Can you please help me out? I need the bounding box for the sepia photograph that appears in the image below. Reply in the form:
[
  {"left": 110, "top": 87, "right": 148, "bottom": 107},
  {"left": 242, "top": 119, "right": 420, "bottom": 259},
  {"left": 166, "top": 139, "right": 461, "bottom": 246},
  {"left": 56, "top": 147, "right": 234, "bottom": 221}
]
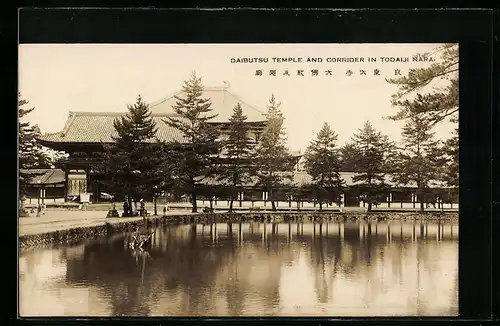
[{"left": 18, "top": 43, "right": 459, "bottom": 317}]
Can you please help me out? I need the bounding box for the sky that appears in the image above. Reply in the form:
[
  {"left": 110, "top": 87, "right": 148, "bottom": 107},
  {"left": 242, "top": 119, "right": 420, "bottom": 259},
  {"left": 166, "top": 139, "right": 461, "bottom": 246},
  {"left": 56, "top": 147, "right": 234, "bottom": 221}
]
[{"left": 18, "top": 43, "right": 457, "bottom": 152}]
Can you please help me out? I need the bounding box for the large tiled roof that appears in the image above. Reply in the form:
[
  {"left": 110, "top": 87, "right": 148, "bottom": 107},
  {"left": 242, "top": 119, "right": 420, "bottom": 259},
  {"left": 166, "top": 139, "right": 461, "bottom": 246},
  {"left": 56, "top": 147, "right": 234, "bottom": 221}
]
[
  {"left": 20, "top": 169, "right": 65, "bottom": 185},
  {"left": 37, "top": 86, "right": 266, "bottom": 145},
  {"left": 149, "top": 87, "right": 266, "bottom": 123},
  {"left": 37, "top": 112, "right": 188, "bottom": 144}
]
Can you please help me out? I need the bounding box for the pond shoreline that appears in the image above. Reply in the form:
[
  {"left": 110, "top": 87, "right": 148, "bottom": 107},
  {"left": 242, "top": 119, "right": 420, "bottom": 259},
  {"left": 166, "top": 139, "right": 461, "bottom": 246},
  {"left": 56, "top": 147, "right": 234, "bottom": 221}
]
[{"left": 19, "top": 211, "right": 458, "bottom": 251}]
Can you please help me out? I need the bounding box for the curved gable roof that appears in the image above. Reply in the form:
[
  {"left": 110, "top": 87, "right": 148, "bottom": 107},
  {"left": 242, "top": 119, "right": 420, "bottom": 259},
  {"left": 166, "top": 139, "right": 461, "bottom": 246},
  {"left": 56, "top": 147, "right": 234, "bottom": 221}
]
[
  {"left": 37, "top": 86, "right": 266, "bottom": 145},
  {"left": 149, "top": 87, "right": 266, "bottom": 123}
]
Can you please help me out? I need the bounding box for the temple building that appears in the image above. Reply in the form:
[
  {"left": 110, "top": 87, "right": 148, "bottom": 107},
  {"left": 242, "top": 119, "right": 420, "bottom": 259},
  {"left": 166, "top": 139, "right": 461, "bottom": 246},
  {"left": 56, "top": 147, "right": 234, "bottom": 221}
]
[
  {"left": 36, "top": 86, "right": 272, "bottom": 201},
  {"left": 19, "top": 168, "right": 66, "bottom": 205},
  {"left": 35, "top": 86, "right": 457, "bottom": 208}
]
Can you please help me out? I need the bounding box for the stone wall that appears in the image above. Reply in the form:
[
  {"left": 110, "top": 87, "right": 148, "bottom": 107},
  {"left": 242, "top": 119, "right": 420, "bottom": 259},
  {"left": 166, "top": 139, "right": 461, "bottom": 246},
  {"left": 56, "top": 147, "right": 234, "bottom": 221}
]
[{"left": 19, "top": 211, "right": 458, "bottom": 250}]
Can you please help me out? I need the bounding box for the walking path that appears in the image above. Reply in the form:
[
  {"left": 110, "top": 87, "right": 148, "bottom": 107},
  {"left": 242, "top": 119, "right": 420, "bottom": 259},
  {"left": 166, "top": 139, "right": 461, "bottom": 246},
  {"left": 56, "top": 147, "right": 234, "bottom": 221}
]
[{"left": 18, "top": 210, "right": 192, "bottom": 237}]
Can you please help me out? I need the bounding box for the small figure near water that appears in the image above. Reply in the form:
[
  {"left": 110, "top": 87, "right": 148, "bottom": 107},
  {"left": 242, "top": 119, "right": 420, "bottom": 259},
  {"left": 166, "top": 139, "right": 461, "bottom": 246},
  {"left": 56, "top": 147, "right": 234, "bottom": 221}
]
[
  {"left": 123, "top": 201, "right": 129, "bottom": 217},
  {"left": 140, "top": 198, "right": 146, "bottom": 217},
  {"left": 203, "top": 206, "right": 214, "bottom": 213}
]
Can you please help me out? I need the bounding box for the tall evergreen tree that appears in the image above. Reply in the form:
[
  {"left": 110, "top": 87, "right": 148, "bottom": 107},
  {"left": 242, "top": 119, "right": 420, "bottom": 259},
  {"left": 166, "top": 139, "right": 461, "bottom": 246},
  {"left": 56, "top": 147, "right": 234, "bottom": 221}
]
[
  {"left": 254, "top": 94, "right": 293, "bottom": 211},
  {"left": 219, "top": 103, "right": 255, "bottom": 212},
  {"left": 339, "top": 143, "right": 362, "bottom": 172},
  {"left": 392, "top": 114, "right": 443, "bottom": 211},
  {"left": 386, "top": 43, "right": 458, "bottom": 126},
  {"left": 96, "top": 95, "right": 168, "bottom": 207},
  {"left": 18, "top": 94, "right": 52, "bottom": 194},
  {"left": 163, "top": 72, "right": 220, "bottom": 213},
  {"left": 350, "top": 121, "right": 393, "bottom": 212},
  {"left": 442, "top": 128, "right": 459, "bottom": 188},
  {"left": 18, "top": 94, "right": 51, "bottom": 170},
  {"left": 303, "top": 122, "right": 344, "bottom": 211}
]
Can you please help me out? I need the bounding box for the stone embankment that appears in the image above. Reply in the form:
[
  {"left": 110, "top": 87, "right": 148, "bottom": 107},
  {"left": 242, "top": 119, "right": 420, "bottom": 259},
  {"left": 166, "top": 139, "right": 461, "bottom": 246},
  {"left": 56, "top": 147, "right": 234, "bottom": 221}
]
[{"left": 19, "top": 211, "right": 458, "bottom": 250}]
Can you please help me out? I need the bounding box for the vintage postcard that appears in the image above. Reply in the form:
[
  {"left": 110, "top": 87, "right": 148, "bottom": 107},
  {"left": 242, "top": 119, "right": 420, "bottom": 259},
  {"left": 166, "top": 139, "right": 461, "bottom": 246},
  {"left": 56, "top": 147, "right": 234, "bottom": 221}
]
[{"left": 18, "top": 43, "right": 459, "bottom": 317}]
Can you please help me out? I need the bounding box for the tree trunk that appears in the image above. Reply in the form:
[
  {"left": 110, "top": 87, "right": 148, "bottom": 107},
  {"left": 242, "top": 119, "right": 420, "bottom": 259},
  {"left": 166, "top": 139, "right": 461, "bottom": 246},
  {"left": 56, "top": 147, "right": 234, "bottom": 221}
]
[
  {"left": 229, "top": 198, "right": 234, "bottom": 213},
  {"left": 270, "top": 188, "right": 276, "bottom": 211},
  {"left": 420, "top": 200, "right": 424, "bottom": 212},
  {"left": 319, "top": 201, "right": 323, "bottom": 211},
  {"left": 367, "top": 202, "right": 372, "bottom": 212},
  {"left": 153, "top": 196, "right": 157, "bottom": 216},
  {"left": 192, "top": 192, "right": 198, "bottom": 213}
]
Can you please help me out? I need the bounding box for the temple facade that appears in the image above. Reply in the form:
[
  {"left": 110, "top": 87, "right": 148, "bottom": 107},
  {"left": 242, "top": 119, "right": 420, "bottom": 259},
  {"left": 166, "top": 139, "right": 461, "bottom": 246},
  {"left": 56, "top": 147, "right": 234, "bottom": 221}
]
[{"left": 37, "top": 87, "right": 271, "bottom": 202}]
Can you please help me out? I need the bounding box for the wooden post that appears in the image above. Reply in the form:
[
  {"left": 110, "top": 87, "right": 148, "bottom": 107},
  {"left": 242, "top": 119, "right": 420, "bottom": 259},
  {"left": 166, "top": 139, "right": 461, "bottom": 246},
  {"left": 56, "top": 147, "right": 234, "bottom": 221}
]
[{"left": 63, "top": 169, "right": 69, "bottom": 202}]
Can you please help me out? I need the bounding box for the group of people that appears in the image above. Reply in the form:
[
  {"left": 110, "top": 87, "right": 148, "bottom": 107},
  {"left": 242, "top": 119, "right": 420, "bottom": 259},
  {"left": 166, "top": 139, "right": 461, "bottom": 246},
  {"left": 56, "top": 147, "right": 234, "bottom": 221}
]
[
  {"left": 122, "top": 198, "right": 147, "bottom": 217},
  {"left": 121, "top": 198, "right": 170, "bottom": 217},
  {"left": 30, "top": 203, "right": 46, "bottom": 216}
]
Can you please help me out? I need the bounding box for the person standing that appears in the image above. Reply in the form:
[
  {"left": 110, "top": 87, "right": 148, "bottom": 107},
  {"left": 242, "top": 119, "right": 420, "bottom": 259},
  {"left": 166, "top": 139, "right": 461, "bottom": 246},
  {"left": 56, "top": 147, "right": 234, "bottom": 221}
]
[
  {"left": 128, "top": 197, "right": 133, "bottom": 216},
  {"left": 132, "top": 199, "right": 138, "bottom": 216},
  {"left": 123, "top": 201, "right": 129, "bottom": 217},
  {"left": 140, "top": 198, "right": 145, "bottom": 216}
]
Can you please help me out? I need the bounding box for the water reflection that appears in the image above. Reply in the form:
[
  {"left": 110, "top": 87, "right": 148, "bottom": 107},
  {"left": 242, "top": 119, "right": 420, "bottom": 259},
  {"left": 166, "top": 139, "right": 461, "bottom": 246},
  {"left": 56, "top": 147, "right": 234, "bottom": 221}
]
[{"left": 19, "top": 220, "right": 458, "bottom": 317}]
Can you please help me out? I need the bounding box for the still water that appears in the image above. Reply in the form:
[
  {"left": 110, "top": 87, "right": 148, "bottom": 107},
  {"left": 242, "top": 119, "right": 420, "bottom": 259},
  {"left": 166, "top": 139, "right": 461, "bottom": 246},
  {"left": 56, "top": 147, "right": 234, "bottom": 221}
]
[{"left": 19, "top": 220, "right": 458, "bottom": 317}]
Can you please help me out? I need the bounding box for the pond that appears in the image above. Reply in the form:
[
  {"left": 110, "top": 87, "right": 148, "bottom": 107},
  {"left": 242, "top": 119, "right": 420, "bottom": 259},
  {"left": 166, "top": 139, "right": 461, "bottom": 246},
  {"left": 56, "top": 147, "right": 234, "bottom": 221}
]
[{"left": 19, "top": 220, "right": 458, "bottom": 317}]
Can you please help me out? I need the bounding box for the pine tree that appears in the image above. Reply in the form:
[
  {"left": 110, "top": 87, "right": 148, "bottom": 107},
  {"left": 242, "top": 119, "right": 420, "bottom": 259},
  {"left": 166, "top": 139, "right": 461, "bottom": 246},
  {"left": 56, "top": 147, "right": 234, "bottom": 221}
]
[
  {"left": 303, "top": 122, "right": 344, "bottom": 211},
  {"left": 392, "top": 115, "right": 443, "bottom": 211},
  {"left": 96, "top": 95, "right": 168, "bottom": 209},
  {"left": 339, "top": 143, "right": 362, "bottom": 172},
  {"left": 163, "top": 72, "right": 220, "bottom": 213},
  {"left": 18, "top": 94, "right": 52, "bottom": 193},
  {"left": 18, "top": 94, "right": 52, "bottom": 170},
  {"left": 51, "top": 150, "right": 70, "bottom": 169},
  {"left": 350, "top": 121, "right": 393, "bottom": 212},
  {"left": 443, "top": 128, "right": 459, "bottom": 188},
  {"left": 386, "top": 43, "right": 458, "bottom": 125},
  {"left": 254, "top": 94, "right": 293, "bottom": 211},
  {"left": 218, "top": 103, "right": 255, "bottom": 212}
]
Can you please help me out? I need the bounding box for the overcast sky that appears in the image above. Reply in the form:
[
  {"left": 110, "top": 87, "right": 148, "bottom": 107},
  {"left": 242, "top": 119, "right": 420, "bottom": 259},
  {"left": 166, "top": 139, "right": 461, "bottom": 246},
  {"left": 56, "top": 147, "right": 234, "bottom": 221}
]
[{"left": 19, "top": 43, "right": 457, "bottom": 152}]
